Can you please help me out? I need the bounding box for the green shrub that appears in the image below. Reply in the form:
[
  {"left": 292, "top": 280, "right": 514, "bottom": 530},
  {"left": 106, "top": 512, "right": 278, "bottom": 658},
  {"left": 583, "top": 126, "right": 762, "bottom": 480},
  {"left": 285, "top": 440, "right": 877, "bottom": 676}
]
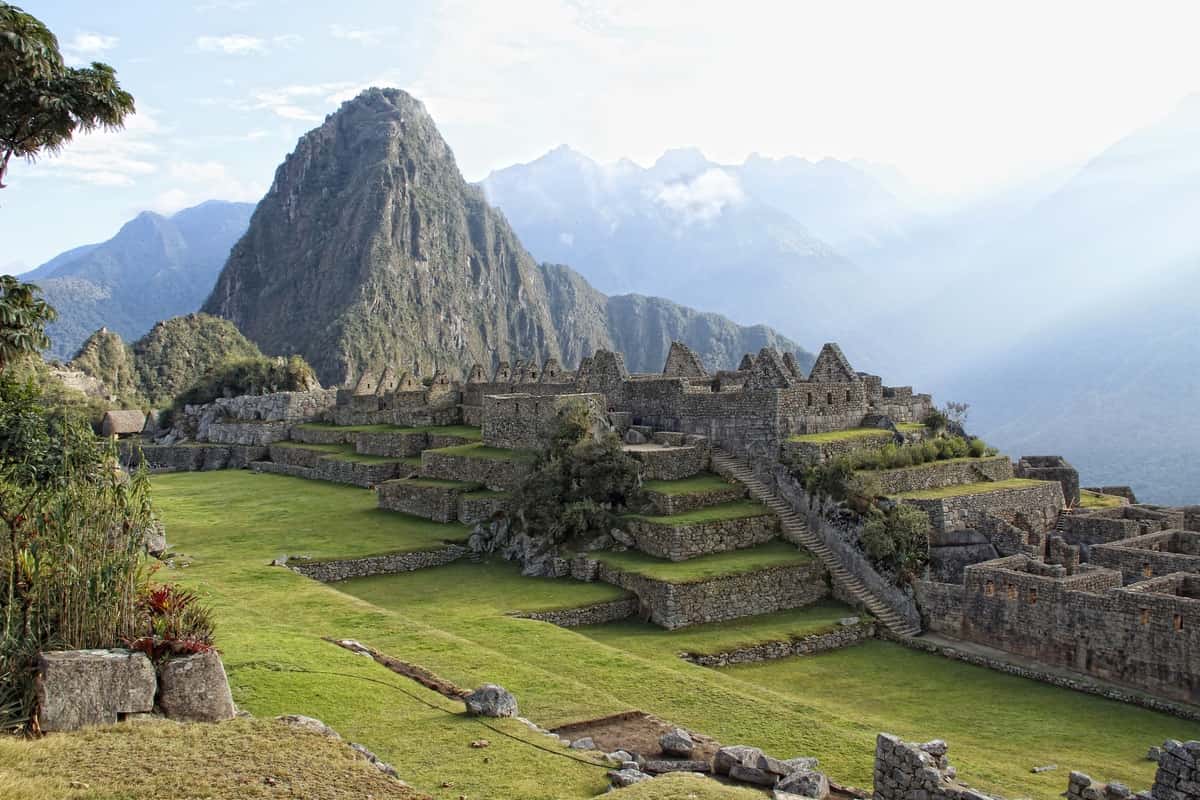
[
  {"left": 861, "top": 505, "right": 931, "bottom": 579},
  {"left": 921, "top": 440, "right": 940, "bottom": 463},
  {"left": 923, "top": 408, "right": 949, "bottom": 434},
  {"left": 509, "top": 402, "right": 641, "bottom": 547},
  {"left": 968, "top": 438, "right": 987, "bottom": 458}
]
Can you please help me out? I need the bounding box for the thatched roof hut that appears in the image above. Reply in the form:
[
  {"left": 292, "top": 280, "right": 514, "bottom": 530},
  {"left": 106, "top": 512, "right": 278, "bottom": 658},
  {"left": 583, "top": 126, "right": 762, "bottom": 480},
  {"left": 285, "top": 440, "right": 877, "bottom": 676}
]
[{"left": 101, "top": 410, "right": 150, "bottom": 438}]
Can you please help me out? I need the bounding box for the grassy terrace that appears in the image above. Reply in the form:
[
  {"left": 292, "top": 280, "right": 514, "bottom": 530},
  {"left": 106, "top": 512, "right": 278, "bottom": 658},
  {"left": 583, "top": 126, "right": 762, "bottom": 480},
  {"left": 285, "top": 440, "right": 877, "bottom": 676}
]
[
  {"left": 273, "top": 441, "right": 409, "bottom": 464},
  {"left": 642, "top": 472, "right": 738, "bottom": 496},
  {"left": 296, "top": 422, "right": 483, "bottom": 439},
  {"left": 893, "top": 478, "right": 1047, "bottom": 500},
  {"left": 593, "top": 540, "right": 812, "bottom": 583},
  {"left": 461, "top": 488, "right": 510, "bottom": 499},
  {"left": 425, "top": 442, "right": 537, "bottom": 462},
  {"left": 625, "top": 499, "right": 771, "bottom": 525},
  {"left": 1080, "top": 489, "right": 1125, "bottom": 509},
  {"left": 788, "top": 427, "right": 894, "bottom": 444},
  {"left": 146, "top": 471, "right": 1200, "bottom": 799}
]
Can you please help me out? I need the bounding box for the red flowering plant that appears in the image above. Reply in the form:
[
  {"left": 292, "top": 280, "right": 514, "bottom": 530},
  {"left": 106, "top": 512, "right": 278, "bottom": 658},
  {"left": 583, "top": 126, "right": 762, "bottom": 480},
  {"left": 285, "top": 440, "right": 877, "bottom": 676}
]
[{"left": 124, "top": 581, "right": 215, "bottom": 663}]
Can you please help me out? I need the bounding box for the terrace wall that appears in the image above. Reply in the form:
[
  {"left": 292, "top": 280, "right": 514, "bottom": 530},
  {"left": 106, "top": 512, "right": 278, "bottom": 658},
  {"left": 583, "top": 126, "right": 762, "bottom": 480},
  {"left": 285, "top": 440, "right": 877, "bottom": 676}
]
[
  {"left": 482, "top": 392, "right": 605, "bottom": 450},
  {"left": 874, "top": 456, "right": 1014, "bottom": 496},
  {"left": 625, "top": 513, "right": 780, "bottom": 561},
  {"left": 287, "top": 545, "right": 468, "bottom": 582},
  {"left": 420, "top": 450, "right": 533, "bottom": 491},
  {"left": 1090, "top": 531, "right": 1200, "bottom": 585},
  {"left": 901, "top": 482, "right": 1065, "bottom": 536},
  {"left": 597, "top": 560, "right": 828, "bottom": 629}
]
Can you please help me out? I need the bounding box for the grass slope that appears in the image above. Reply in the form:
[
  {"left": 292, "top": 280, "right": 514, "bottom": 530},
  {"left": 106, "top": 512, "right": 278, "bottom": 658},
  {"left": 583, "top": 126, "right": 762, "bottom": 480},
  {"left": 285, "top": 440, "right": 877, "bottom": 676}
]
[
  {"left": 642, "top": 473, "right": 738, "bottom": 496},
  {"left": 789, "top": 428, "right": 894, "bottom": 444},
  {"left": 426, "top": 443, "right": 537, "bottom": 462},
  {"left": 593, "top": 541, "right": 812, "bottom": 583},
  {"left": 1079, "top": 489, "right": 1125, "bottom": 509},
  {"left": 272, "top": 441, "right": 409, "bottom": 465},
  {"left": 145, "top": 472, "right": 1198, "bottom": 799},
  {"left": 0, "top": 718, "right": 425, "bottom": 800}
]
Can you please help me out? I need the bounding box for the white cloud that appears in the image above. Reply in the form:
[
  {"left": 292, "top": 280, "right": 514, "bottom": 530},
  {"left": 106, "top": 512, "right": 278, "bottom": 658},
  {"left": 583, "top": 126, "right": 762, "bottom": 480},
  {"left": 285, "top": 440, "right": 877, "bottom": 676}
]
[
  {"left": 195, "top": 34, "right": 266, "bottom": 55},
  {"left": 67, "top": 33, "right": 118, "bottom": 54},
  {"left": 330, "top": 24, "right": 397, "bottom": 46},
  {"left": 654, "top": 168, "right": 744, "bottom": 225},
  {"left": 30, "top": 109, "right": 162, "bottom": 186},
  {"left": 150, "top": 160, "right": 267, "bottom": 213}
]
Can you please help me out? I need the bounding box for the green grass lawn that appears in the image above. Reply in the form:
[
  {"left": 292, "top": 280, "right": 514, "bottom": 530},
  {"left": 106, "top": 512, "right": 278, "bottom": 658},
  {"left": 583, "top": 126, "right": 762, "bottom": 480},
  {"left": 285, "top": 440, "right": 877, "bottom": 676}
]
[
  {"left": 788, "top": 427, "right": 894, "bottom": 444},
  {"left": 896, "top": 423, "right": 925, "bottom": 433},
  {"left": 592, "top": 540, "right": 811, "bottom": 583},
  {"left": 1080, "top": 489, "right": 1125, "bottom": 509},
  {"left": 893, "top": 478, "right": 1047, "bottom": 500},
  {"left": 149, "top": 471, "right": 1200, "bottom": 799},
  {"left": 461, "top": 488, "right": 510, "bottom": 500},
  {"left": 642, "top": 473, "right": 738, "bottom": 496},
  {"left": 867, "top": 456, "right": 996, "bottom": 474},
  {"left": 625, "top": 499, "right": 771, "bottom": 526},
  {"left": 425, "top": 442, "right": 537, "bottom": 461}
]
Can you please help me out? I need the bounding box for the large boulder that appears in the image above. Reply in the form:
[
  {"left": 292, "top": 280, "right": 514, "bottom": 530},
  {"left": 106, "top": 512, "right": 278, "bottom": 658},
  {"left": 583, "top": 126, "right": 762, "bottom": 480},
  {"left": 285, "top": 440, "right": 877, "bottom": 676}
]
[
  {"left": 776, "top": 770, "right": 830, "bottom": 799},
  {"left": 464, "top": 684, "right": 518, "bottom": 718},
  {"left": 157, "top": 650, "right": 236, "bottom": 722},
  {"left": 714, "top": 745, "right": 763, "bottom": 775},
  {"left": 659, "top": 727, "right": 696, "bottom": 758},
  {"left": 37, "top": 649, "right": 156, "bottom": 731}
]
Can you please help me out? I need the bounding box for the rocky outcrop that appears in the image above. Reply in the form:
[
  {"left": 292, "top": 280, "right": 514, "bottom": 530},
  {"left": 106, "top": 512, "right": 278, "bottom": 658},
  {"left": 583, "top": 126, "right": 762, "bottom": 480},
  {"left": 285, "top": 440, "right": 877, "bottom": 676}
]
[
  {"left": 156, "top": 650, "right": 236, "bottom": 722},
  {"left": 463, "top": 684, "right": 518, "bottom": 717}
]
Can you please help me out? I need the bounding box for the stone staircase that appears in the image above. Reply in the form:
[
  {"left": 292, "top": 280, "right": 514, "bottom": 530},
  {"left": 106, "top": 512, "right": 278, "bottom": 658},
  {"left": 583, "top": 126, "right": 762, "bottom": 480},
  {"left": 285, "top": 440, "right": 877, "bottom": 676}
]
[{"left": 711, "top": 449, "right": 923, "bottom": 638}]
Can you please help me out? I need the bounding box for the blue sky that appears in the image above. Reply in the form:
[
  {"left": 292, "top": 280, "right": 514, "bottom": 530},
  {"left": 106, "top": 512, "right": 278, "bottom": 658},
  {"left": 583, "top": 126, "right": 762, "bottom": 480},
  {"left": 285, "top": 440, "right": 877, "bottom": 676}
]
[{"left": 4, "top": 0, "right": 1200, "bottom": 271}]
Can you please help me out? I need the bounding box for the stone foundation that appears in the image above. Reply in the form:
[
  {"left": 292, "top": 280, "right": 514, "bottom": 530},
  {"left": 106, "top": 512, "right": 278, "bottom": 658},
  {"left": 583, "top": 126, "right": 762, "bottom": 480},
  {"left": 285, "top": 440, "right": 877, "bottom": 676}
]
[
  {"left": 458, "top": 492, "right": 510, "bottom": 524},
  {"left": 597, "top": 560, "right": 828, "bottom": 629},
  {"left": 205, "top": 420, "right": 293, "bottom": 446},
  {"left": 510, "top": 597, "right": 638, "bottom": 627},
  {"left": 377, "top": 479, "right": 481, "bottom": 523},
  {"left": 901, "top": 481, "right": 1065, "bottom": 536},
  {"left": 682, "top": 621, "right": 875, "bottom": 666},
  {"left": 873, "top": 457, "right": 1013, "bottom": 496},
  {"left": 122, "top": 442, "right": 267, "bottom": 472},
  {"left": 420, "top": 449, "right": 534, "bottom": 491},
  {"left": 643, "top": 481, "right": 746, "bottom": 516},
  {"left": 626, "top": 511, "right": 779, "bottom": 561},
  {"left": 287, "top": 545, "right": 468, "bottom": 581},
  {"left": 781, "top": 430, "right": 894, "bottom": 467},
  {"left": 625, "top": 443, "right": 709, "bottom": 480}
]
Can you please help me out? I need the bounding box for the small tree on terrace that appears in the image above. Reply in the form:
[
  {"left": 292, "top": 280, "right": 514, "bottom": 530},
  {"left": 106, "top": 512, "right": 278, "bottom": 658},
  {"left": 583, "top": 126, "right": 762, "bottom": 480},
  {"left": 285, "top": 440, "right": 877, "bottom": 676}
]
[{"left": 0, "top": 3, "right": 135, "bottom": 188}]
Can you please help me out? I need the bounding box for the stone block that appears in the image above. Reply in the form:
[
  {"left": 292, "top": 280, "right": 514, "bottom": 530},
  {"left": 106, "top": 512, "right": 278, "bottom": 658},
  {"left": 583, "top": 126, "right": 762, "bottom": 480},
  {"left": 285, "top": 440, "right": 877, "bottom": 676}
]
[
  {"left": 157, "top": 650, "right": 236, "bottom": 722},
  {"left": 37, "top": 649, "right": 156, "bottom": 731},
  {"left": 464, "top": 684, "right": 517, "bottom": 717}
]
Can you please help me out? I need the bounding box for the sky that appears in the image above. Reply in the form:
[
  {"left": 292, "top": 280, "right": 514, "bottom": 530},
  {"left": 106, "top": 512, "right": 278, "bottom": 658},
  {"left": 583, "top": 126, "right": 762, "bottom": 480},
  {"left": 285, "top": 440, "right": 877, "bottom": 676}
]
[{"left": 4, "top": 0, "right": 1200, "bottom": 271}]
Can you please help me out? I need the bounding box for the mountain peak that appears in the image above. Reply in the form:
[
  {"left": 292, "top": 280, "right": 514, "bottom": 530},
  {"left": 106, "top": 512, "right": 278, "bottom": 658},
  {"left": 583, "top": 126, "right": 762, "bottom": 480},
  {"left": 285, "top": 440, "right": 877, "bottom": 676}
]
[{"left": 650, "top": 147, "right": 711, "bottom": 179}]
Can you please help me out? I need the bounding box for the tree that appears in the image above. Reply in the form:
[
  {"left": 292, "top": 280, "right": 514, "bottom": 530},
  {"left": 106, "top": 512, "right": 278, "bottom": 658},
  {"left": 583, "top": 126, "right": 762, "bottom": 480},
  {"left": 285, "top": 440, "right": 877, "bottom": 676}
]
[
  {"left": 0, "top": 275, "right": 55, "bottom": 370},
  {"left": 0, "top": 3, "right": 135, "bottom": 188}
]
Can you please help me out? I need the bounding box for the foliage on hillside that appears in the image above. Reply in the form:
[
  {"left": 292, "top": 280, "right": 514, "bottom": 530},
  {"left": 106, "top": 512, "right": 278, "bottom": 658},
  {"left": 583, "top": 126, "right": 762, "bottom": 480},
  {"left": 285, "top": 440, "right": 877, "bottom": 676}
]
[
  {"left": 69, "top": 326, "right": 137, "bottom": 399},
  {"left": 171, "top": 355, "right": 319, "bottom": 411},
  {"left": 130, "top": 313, "right": 265, "bottom": 406}
]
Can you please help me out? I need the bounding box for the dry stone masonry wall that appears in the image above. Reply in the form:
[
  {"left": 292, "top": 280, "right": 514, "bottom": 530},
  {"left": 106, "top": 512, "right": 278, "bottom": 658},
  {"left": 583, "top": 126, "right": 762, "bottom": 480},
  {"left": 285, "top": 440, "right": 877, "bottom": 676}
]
[
  {"left": 626, "top": 512, "right": 779, "bottom": 561},
  {"left": 287, "top": 545, "right": 468, "bottom": 582}
]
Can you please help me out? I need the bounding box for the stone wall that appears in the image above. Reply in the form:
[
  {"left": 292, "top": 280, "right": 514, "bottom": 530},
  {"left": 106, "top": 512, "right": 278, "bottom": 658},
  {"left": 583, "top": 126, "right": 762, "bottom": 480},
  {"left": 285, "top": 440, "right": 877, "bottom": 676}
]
[
  {"left": 482, "top": 392, "right": 605, "bottom": 450},
  {"left": 1150, "top": 740, "right": 1200, "bottom": 800},
  {"left": 205, "top": 420, "right": 293, "bottom": 446},
  {"left": 873, "top": 734, "right": 996, "bottom": 800},
  {"left": 643, "top": 482, "right": 746, "bottom": 516},
  {"left": 626, "top": 513, "right": 779, "bottom": 561},
  {"left": 355, "top": 430, "right": 429, "bottom": 457},
  {"left": 874, "top": 457, "right": 1014, "bottom": 496},
  {"left": 959, "top": 557, "right": 1200, "bottom": 705},
  {"left": 1063, "top": 506, "right": 1184, "bottom": 556},
  {"left": 287, "top": 545, "right": 467, "bottom": 581},
  {"left": 289, "top": 425, "right": 357, "bottom": 445},
  {"left": 626, "top": 442, "right": 709, "bottom": 481},
  {"left": 597, "top": 559, "right": 828, "bottom": 629},
  {"left": 376, "top": 479, "right": 480, "bottom": 523},
  {"left": 458, "top": 492, "right": 510, "bottom": 525},
  {"left": 761, "top": 462, "right": 924, "bottom": 632},
  {"left": 173, "top": 389, "right": 337, "bottom": 442},
  {"left": 1091, "top": 531, "right": 1200, "bottom": 585},
  {"left": 510, "top": 597, "right": 638, "bottom": 627},
  {"left": 1015, "top": 455, "right": 1081, "bottom": 507},
  {"left": 420, "top": 449, "right": 534, "bottom": 491},
  {"left": 902, "top": 481, "right": 1065, "bottom": 536},
  {"left": 682, "top": 621, "right": 875, "bottom": 666},
  {"left": 122, "top": 442, "right": 267, "bottom": 472},
  {"left": 913, "top": 580, "right": 965, "bottom": 635},
  {"left": 781, "top": 430, "right": 894, "bottom": 466}
]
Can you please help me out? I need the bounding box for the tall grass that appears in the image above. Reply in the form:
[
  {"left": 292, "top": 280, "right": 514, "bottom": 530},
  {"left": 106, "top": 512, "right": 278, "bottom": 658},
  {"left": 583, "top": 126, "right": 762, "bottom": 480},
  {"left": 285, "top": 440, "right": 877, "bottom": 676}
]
[{"left": 0, "top": 449, "right": 154, "bottom": 731}]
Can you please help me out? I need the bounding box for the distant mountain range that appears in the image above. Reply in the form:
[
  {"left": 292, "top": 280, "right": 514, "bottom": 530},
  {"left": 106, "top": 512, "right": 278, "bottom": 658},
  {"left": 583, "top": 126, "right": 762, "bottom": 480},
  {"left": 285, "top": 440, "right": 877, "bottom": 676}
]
[{"left": 27, "top": 201, "right": 255, "bottom": 360}]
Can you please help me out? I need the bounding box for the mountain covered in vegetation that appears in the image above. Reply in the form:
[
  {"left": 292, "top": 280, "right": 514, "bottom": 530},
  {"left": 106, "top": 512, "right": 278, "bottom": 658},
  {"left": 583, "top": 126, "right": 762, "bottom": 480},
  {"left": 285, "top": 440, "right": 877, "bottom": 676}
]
[
  {"left": 28, "top": 201, "right": 255, "bottom": 360},
  {"left": 70, "top": 313, "right": 270, "bottom": 407},
  {"left": 203, "top": 88, "right": 812, "bottom": 384}
]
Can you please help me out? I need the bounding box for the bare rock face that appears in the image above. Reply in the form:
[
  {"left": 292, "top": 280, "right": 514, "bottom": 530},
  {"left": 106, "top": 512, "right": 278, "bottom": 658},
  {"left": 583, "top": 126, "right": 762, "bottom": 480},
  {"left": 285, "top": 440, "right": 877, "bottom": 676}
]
[
  {"left": 157, "top": 651, "right": 236, "bottom": 722},
  {"left": 463, "top": 684, "right": 518, "bottom": 718},
  {"left": 37, "top": 649, "right": 156, "bottom": 731}
]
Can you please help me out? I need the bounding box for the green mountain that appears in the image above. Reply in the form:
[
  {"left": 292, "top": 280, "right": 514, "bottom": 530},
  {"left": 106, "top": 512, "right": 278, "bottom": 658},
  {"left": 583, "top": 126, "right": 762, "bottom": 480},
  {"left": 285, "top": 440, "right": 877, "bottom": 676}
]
[
  {"left": 71, "top": 314, "right": 266, "bottom": 407},
  {"left": 203, "top": 88, "right": 811, "bottom": 384},
  {"left": 28, "top": 201, "right": 256, "bottom": 359}
]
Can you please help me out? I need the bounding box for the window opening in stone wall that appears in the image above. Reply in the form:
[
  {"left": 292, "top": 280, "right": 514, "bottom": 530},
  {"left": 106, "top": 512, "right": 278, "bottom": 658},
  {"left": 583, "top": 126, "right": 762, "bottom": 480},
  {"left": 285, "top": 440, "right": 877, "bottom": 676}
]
[
  {"left": 1175, "top": 613, "right": 1184, "bottom": 631},
  {"left": 826, "top": 392, "right": 833, "bottom": 405},
  {"left": 1143, "top": 562, "right": 1153, "bottom": 577},
  {"left": 1140, "top": 608, "right": 1150, "bottom": 625},
  {"left": 985, "top": 580, "right": 994, "bottom": 597},
  {"left": 1028, "top": 588, "right": 1037, "bottom": 605},
  {"left": 845, "top": 390, "right": 851, "bottom": 402},
  {"left": 1007, "top": 584, "right": 1017, "bottom": 600},
  {"left": 806, "top": 393, "right": 813, "bottom": 407}
]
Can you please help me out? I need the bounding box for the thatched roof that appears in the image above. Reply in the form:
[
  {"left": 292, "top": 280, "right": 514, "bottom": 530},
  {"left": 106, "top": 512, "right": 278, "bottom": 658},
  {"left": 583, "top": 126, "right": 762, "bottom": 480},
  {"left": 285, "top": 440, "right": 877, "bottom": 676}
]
[{"left": 101, "top": 410, "right": 149, "bottom": 437}]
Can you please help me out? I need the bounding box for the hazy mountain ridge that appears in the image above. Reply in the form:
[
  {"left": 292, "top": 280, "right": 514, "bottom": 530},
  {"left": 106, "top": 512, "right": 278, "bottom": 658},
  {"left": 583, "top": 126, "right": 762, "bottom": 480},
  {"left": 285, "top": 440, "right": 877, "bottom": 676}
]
[{"left": 30, "top": 201, "right": 256, "bottom": 360}]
